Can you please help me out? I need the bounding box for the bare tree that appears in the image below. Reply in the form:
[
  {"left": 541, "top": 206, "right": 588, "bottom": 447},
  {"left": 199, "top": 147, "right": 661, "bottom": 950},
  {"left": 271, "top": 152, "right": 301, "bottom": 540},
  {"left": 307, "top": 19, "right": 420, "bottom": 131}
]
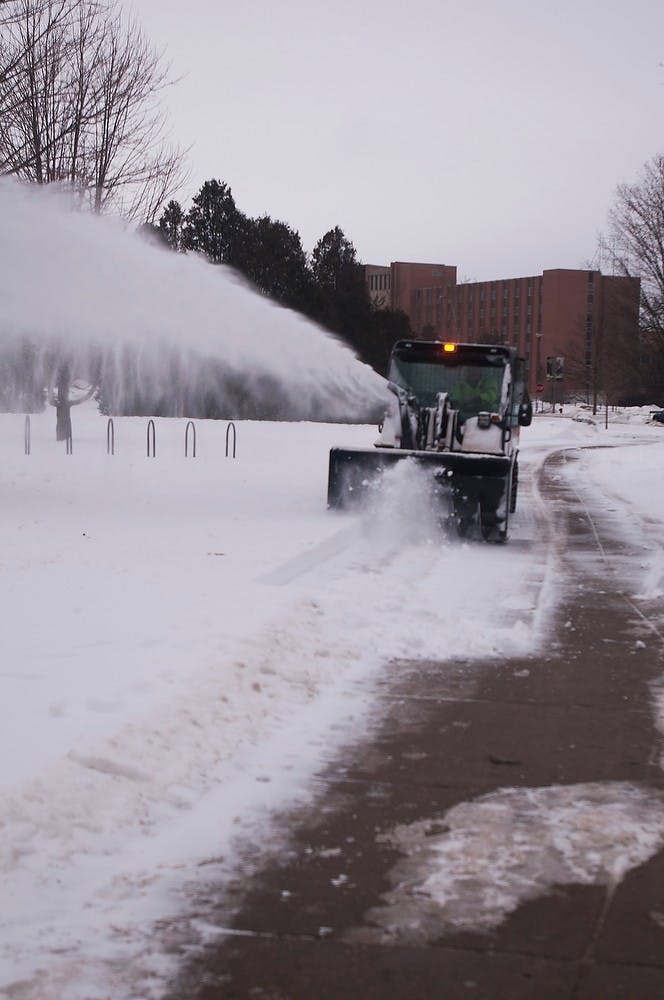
[
  {"left": 47, "top": 361, "right": 97, "bottom": 441},
  {"left": 600, "top": 155, "right": 664, "bottom": 397},
  {"left": 0, "top": 0, "right": 187, "bottom": 221},
  {"left": 88, "top": 7, "right": 186, "bottom": 221},
  {"left": 0, "top": 1, "right": 89, "bottom": 167}
]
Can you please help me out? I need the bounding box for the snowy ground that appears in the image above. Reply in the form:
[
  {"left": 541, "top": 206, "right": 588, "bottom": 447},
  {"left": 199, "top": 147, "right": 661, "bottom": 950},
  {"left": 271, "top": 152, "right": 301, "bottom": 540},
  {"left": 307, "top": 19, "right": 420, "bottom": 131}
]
[{"left": 1, "top": 401, "right": 664, "bottom": 998}]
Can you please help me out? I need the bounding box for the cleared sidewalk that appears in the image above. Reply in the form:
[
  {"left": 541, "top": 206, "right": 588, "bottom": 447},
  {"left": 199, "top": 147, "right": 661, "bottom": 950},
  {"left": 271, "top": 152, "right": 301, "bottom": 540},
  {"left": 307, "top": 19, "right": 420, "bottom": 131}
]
[{"left": 167, "top": 454, "right": 664, "bottom": 999}]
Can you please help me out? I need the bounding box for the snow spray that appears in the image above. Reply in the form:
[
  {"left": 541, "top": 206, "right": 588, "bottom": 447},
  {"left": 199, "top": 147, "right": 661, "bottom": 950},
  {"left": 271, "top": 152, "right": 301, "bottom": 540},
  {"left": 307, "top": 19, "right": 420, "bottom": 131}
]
[{"left": 0, "top": 180, "right": 386, "bottom": 420}]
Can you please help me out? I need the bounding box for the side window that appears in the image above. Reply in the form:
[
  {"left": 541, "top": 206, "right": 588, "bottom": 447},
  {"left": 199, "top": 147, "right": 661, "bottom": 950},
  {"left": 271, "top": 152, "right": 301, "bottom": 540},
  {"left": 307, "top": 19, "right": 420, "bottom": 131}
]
[
  {"left": 509, "top": 359, "right": 525, "bottom": 427},
  {"left": 511, "top": 358, "right": 532, "bottom": 426}
]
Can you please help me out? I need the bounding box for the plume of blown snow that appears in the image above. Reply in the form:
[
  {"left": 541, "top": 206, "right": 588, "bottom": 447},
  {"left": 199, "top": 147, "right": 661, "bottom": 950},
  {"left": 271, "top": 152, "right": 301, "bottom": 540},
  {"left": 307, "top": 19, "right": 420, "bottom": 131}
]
[{"left": 0, "top": 180, "right": 386, "bottom": 420}]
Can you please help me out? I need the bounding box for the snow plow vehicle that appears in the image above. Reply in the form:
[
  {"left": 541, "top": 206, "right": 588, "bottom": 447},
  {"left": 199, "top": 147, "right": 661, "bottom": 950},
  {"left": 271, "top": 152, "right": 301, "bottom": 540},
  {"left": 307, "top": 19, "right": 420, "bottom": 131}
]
[{"left": 327, "top": 340, "right": 532, "bottom": 541}]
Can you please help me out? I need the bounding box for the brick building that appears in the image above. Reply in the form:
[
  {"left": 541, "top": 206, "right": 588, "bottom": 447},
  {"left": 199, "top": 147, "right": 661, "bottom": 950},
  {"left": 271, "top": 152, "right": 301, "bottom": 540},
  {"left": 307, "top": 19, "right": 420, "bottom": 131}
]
[{"left": 363, "top": 262, "right": 641, "bottom": 401}]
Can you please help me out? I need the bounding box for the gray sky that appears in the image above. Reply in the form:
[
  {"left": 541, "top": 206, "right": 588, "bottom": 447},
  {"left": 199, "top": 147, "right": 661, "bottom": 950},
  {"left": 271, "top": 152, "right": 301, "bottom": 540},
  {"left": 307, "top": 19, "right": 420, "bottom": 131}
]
[{"left": 129, "top": 0, "right": 663, "bottom": 281}]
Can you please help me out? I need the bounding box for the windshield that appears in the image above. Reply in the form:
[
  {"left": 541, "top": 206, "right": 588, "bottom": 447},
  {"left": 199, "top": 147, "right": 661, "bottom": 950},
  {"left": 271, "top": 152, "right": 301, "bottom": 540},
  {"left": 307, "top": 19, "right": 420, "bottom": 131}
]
[{"left": 389, "top": 357, "right": 505, "bottom": 417}]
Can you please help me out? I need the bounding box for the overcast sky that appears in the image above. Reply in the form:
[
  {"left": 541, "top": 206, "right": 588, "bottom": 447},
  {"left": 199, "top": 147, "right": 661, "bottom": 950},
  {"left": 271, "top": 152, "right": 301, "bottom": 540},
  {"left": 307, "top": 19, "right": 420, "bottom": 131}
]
[{"left": 129, "top": 0, "right": 663, "bottom": 281}]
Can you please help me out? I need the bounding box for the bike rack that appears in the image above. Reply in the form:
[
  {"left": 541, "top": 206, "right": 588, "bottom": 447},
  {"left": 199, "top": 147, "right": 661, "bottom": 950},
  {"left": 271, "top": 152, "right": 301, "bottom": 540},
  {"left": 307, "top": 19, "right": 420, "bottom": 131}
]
[
  {"left": 225, "top": 421, "right": 237, "bottom": 459},
  {"left": 24, "top": 415, "right": 31, "bottom": 455},
  {"left": 185, "top": 420, "right": 196, "bottom": 457},
  {"left": 106, "top": 418, "right": 115, "bottom": 455},
  {"left": 147, "top": 419, "right": 156, "bottom": 457}
]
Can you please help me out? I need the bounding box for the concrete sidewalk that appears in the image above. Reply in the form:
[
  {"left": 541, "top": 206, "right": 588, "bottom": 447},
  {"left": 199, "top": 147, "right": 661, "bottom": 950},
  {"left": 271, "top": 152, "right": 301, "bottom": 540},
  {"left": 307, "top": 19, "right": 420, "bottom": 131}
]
[{"left": 167, "top": 454, "right": 664, "bottom": 999}]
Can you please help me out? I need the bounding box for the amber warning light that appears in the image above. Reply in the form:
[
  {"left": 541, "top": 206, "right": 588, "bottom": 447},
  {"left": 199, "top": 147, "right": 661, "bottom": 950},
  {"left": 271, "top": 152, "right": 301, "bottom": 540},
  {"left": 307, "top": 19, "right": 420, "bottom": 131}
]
[{"left": 443, "top": 343, "right": 457, "bottom": 353}]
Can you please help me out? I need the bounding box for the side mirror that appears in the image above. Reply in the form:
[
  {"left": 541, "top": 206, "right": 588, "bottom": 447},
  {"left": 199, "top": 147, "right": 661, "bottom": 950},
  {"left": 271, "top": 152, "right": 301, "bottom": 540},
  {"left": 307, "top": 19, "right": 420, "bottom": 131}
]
[{"left": 518, "top": 400, "right": 533, "bottom": 427}]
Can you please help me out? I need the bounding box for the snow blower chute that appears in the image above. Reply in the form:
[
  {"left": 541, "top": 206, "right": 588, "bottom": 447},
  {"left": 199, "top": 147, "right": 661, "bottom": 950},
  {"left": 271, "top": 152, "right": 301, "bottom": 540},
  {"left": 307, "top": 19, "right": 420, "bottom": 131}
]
[{"left": 327, "top": 340, "right": 532, "bottom": 541}]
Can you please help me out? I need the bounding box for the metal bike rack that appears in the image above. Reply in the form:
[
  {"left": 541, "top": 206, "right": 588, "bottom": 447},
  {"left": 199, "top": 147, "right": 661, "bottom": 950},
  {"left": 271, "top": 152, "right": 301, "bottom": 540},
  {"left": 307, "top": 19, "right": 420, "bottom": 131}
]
[
  {"left": 106, "top": 418, "right": 115, "bottom": 455},
  {"left": 24, "top": 415, "right": 31, "bottom": 455},
  {"left": 185, "top": 420, "right": 196, "bottom": 457},
  {"left": 225, "top": 421, "right": 237, "bottom": 459},
  {"left": 147, "top": 419, "right": 156, "bottom": 457}
]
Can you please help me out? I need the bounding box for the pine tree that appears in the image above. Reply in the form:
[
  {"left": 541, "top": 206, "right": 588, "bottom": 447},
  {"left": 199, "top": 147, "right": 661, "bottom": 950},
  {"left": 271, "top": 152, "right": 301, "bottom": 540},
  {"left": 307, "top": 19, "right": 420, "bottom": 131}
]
[
  {"left": 182, "top": 180, "right": 244, "bottom": 264},
  {"left": 311, "top": 227, "right": 371, "bottom": 336},
  {"left": 158, "top": 200, "right": 185, "bottom": 252},
  {"left": 238, "top": 216, "right": 312, "bottom": 309}
]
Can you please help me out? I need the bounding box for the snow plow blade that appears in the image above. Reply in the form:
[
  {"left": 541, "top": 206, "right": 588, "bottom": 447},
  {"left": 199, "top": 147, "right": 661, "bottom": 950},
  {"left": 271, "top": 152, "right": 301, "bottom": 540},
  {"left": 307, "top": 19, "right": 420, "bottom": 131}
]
[{"left": 327, "top": 446, "right": 511, "bottom": 510}]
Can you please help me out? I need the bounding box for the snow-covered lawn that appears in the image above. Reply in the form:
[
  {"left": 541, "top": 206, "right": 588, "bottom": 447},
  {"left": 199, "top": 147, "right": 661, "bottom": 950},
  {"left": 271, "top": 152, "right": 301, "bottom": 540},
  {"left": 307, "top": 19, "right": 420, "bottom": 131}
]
[{"left": 1, "top": 402, "right": 663, "bottom": 998}]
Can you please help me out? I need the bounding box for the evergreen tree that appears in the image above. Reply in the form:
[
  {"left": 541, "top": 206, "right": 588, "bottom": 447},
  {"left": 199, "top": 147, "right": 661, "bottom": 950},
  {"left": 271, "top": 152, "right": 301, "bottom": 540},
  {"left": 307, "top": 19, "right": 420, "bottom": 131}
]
[
  {"left": 237, "top": 215, "right": 312, "bottom": 310},
  {"left": 182, "top": 180, "right": 244, "bottom": 263},
  {"left": 363, "top": 306, "right": 412, "bottom": 375},
  {"left": 310, "top": 226, "right": 372, "bottom": 337},
  {"left": 307, "top": 225, "right": 413, "bottom": 373},
  {"left": 158, "top": 200, "right": 185, "bottom": 252},
  {"left": 311, "top": 226, "right": 359, "bottom": 295}
]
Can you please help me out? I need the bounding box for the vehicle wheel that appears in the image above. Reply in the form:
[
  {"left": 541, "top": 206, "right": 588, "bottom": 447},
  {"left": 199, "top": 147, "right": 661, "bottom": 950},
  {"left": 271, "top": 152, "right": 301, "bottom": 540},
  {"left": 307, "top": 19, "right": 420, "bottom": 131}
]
[
  {"left": 457, "top": 517, "right": 474, "bottom": 538},
  {"left": 480, "top": 505, "right": 508, "bottom": 543},
  {"left": 454, "top": 497, "right": 478, "bottom": 538}
]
